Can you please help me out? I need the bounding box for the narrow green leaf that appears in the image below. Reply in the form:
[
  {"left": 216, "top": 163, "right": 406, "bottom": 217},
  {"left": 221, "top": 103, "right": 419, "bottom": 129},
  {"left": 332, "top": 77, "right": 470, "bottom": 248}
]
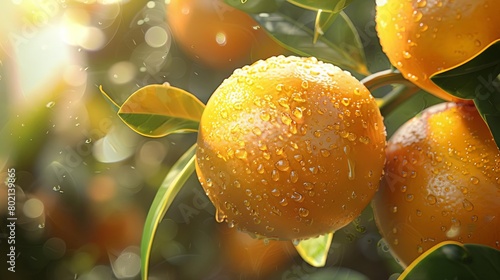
[
  {"left": 294, "top": 232, "right": 334, "bottom": 267},
  {"left": 118, "top": 84, "right": 205, "bottom": 138},
  {"left": 99, "top": 85, "right": 120, "bottom": 112},
  {"left": 141, "top": 144, "right": 197, "bottom": 280},
  {"left": 287, "top": 0, "right": 353, "bottom": 13},
  {"left": 400, "top": 241, "right": 500, "bottom": 280},
  {"left": 431, "top": 41, "right": 500, "bottom": 148},
  {"left": 313, "top": 10, "right": 339, "bottom": 44},
  {"left": 251, "top": 3, "right": 368, "bottom": 75}
]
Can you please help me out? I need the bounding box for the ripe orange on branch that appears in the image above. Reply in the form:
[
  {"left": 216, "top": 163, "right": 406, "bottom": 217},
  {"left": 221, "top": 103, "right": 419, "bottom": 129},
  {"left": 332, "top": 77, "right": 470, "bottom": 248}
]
[
  {"left": 372, "top": 102, "right": 500, "bottom": 267},
  {"left": 376, "top": 0, "right": 500, "bottom": 101},
  {"left": 166, "top": 0, "right": 284, "bottom": 70},
  {"left": 195, "top": 56, "right": 386, "bottom": 241}
]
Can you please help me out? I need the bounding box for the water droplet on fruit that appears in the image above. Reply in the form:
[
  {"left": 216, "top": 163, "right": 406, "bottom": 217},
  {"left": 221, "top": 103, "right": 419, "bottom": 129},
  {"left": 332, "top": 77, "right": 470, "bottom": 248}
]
[
  {"left": 215, "top": 208, "right": 226, "bottom": 223},
  {"left": 426, "top": 194, "right": 437, "bottom": 205},
  {"left": 405, "top": 194, "right": 414, "bottom": 202},
  {"left": 46, "top": 101, "right": 56, "bottom": 108},
  {"left": 462, "top": 199, "right": 474, "bottom": 211},
  {"left": 416, "top": 0, "right": 426, "bottom": 7},
  {"left": 292, "top": 239, "right": 300, "bottom": 246},
  {"left": 270, "top": 169, "right": 280, "bottom": 181},
  {"left": 470, "top": 176, "right": 479, "bottom": 185},
  {"left": 253, "top": 217, "right": 261, "bottom": 224},
  {"left": 320, "top": 149, "right": 331, "bottom": 157},
  {"left": 403, "top": 51, "right": 412, "bottom": 59},
  {"left": 281, "top": 113, "right": 292, "bottom": 125},
  {"left": 341, "top": 98, "right": 350, "bottom": 106},
  {"left": 298, "top": 207, "right": 309, "bottom": 217},
  {"left": 279, "top": 198, "right": 288, "bottom": 206},
  {"left": 275, "top": 159, "right": 290, "bottom": 172},
  {"left": 343, "top": 146, "right": 356, "bottom": 180},
  {"left": 290, "top": 170, "right": 299, "bottom": 183},
  {"left": 292, "top": 107, "right": 303, "bottom": 119},
  {"left": 266, "top": 226, "right": 274, "bottom": 232},
  {"left": 301, "top": 81, "right": 308, "bottom": 89},
  {"left": 291, "top": 191, "right": 304, "bottom": 202},
  {"left": 276, "top": 83, "right": 284, "bottom": 92},
  {"left": 417, "top": 245, "right": 423, "bottom": 254},
  {"left": 412, "top": 10, "right": 423, "bottom": 22},
  {"left": 260, "top": 112, "right": 270, "bottom": 121},
  {"left": 392, "top": 206, "right": 398, "bottom": 213},
  {"left": 235, "top": 149, "right": 247, "bottom": 160}
]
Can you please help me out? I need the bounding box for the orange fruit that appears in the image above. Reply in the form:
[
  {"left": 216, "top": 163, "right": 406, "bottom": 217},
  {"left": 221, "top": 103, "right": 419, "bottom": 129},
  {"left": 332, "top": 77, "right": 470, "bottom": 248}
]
[
  {"left": 196, "top": 56, "right": 386, "bottom": 241},
  {"left": 372, "top": 102, "right": 500, "bottom": 267},
  {"left": 166, "top": 0, "right": 284, "bottom": 70},
  {"left": 376, "top": 0, "right": 500, "bottom": 101},
  {"left": 218, "top": 226, "right": 296, "bottom": 277}
]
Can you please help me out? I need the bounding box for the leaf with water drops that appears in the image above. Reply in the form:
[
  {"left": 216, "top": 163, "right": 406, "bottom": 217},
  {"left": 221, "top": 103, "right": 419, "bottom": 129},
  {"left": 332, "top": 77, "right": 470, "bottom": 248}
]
[
  {"left": 115, "top": 84, "right": 205, "bottom": 138},
  {"left": 400, "top": 241, "right": 500, "bottom": 280},
  {"left": 287, "top": 0, "right": 353, "bottom": 13},
  {"left": 141, "top": 144, "right": 197, "bottom": 280},
  {"left": 431, "top": 41, "right": 500, "bottom": 149},
  {"left": 294, "top": 232, "right": 334, "bottom": 267},
  {"left": 250, "top": 2, "right": 368, "bottom": 75}
]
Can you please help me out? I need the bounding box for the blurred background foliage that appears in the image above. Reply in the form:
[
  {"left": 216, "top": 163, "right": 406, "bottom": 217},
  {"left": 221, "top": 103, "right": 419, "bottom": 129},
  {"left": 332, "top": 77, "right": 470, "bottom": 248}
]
[{"left": 0, "top": 0, "right": 444, "bottom": 279}]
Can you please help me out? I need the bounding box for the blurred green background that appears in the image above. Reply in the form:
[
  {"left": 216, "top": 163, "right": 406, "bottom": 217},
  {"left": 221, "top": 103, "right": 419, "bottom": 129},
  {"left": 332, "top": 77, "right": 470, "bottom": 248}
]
[{"left": 0, "top": 0, "right": 443, "bottom": 279}]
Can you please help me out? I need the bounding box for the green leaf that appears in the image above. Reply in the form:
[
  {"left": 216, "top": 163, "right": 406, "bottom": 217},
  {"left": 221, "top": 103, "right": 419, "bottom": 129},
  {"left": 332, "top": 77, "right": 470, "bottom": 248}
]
[
  {"left": 224, "top": 0, "right": 284, "bottom": 13},
  {"left": 251, "top": 3, "right": 368, "bottom": 75},
  {"left": 400, "top": 241, "right": 500, "bottom": 280},
  {"left": 294, "top": 232, "right": 334, "bottom": 267},
  {"left": 287, "top": 0, "right": 353, "bottom": 13},
  {"left": 430, "top": 41, "right": 500, "bottom": 148},
  {"left": 118, "top": 84, "right": 205, "bottom": 138},
  {"left": 313, "top": 10, "right": 339, "bottom": 44},
  {"left": 141, "top": 144, "right": 197, "bottom": 280}
]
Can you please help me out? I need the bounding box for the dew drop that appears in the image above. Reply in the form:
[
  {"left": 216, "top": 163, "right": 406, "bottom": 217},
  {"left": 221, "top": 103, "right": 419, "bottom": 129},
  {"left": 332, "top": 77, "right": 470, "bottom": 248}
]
[
  {"left": 281, "top": 113, "right": 292, "bottom": 125},
  {"left": 292, "top": 107, "right": 303, "bottom": 119},
  {"left": 276, "top": 83, "right": 284, "bottom": 91},
  {"left": 341, "top": 98, "right": 350, "bottom": 106},
  {"left": 290, "top": 170, "right": 299, "bottom": 183},
  {"left": 320, "top": 149, "right": 331, "bottom": 157},
  {"left": 291, "top": 191, "right": 304, "bottom": 202},
  {"left": 271, "top": 169, "right": 280, "bottom": 181},
  {"left": 292, "top": 239, "right": 300, "bottom": 246},
  {"left": 46, "top": 101, "right": 56, "bottom": 108},
  {"left": 416, "top": 0, "right": 426, "bottom": 7},
  {"left": 470, "top": 176, "right": 479, "bottom": 185},
  {"left": 417, "top": 245, "right": 423, "bottom": 254},
  {"left": 233, "top": 180, "right": 241, "bottom": 188},
  {"left": 260, "top": 112, "right": 271, "bottom": 121},
  {"left": 471, "top": 215, "right": 478, "bottom": 222},
  {"left": 462, "top": 199, "right": 474, "bottom": 211},
  {"left": 256, "top": 164, "right": 265, "bottom": 174},
  {"left": 279, "top": 198, "right": 288, "bottom": 206},
  {"left": 52, "top": 185, "right": 61, "bottom": 192},
  {"left": 215, "top": 208, "right": 226, "bottom": 223},
  {"left": 403, "top": 51, "right": 412, "bottom": 59},
  {"left": 405, "top": 194, "right": 414, "bottom": 202},
  {"left": 38, "top": 223, "right": 45, "bottom": 229},
  {"left": 265, "top": 226, "right": 274, "bottom": 232},
  {"left": 343, "top": 146, "right": 356, "bottom": 180},
  {"left": 301, "top": 81, "right": 308, "bottom": 89},
  {"left": 426, "top": 194, "right": 437, "bottom": 205},
  {"left": 392, "top": 206, "right": 398, "bottom": 213},
  {"left": 271, "top": 188, "right": 281, "bottom": 197},
  {"left": 235, "top": 149, "right": 248, "bottom": 160},
  {"left": 275, "top": 159, "right": 290, "bottom": 172},
  {"left": 298, "top": 207, "right": 309, "bottom": 217}
]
